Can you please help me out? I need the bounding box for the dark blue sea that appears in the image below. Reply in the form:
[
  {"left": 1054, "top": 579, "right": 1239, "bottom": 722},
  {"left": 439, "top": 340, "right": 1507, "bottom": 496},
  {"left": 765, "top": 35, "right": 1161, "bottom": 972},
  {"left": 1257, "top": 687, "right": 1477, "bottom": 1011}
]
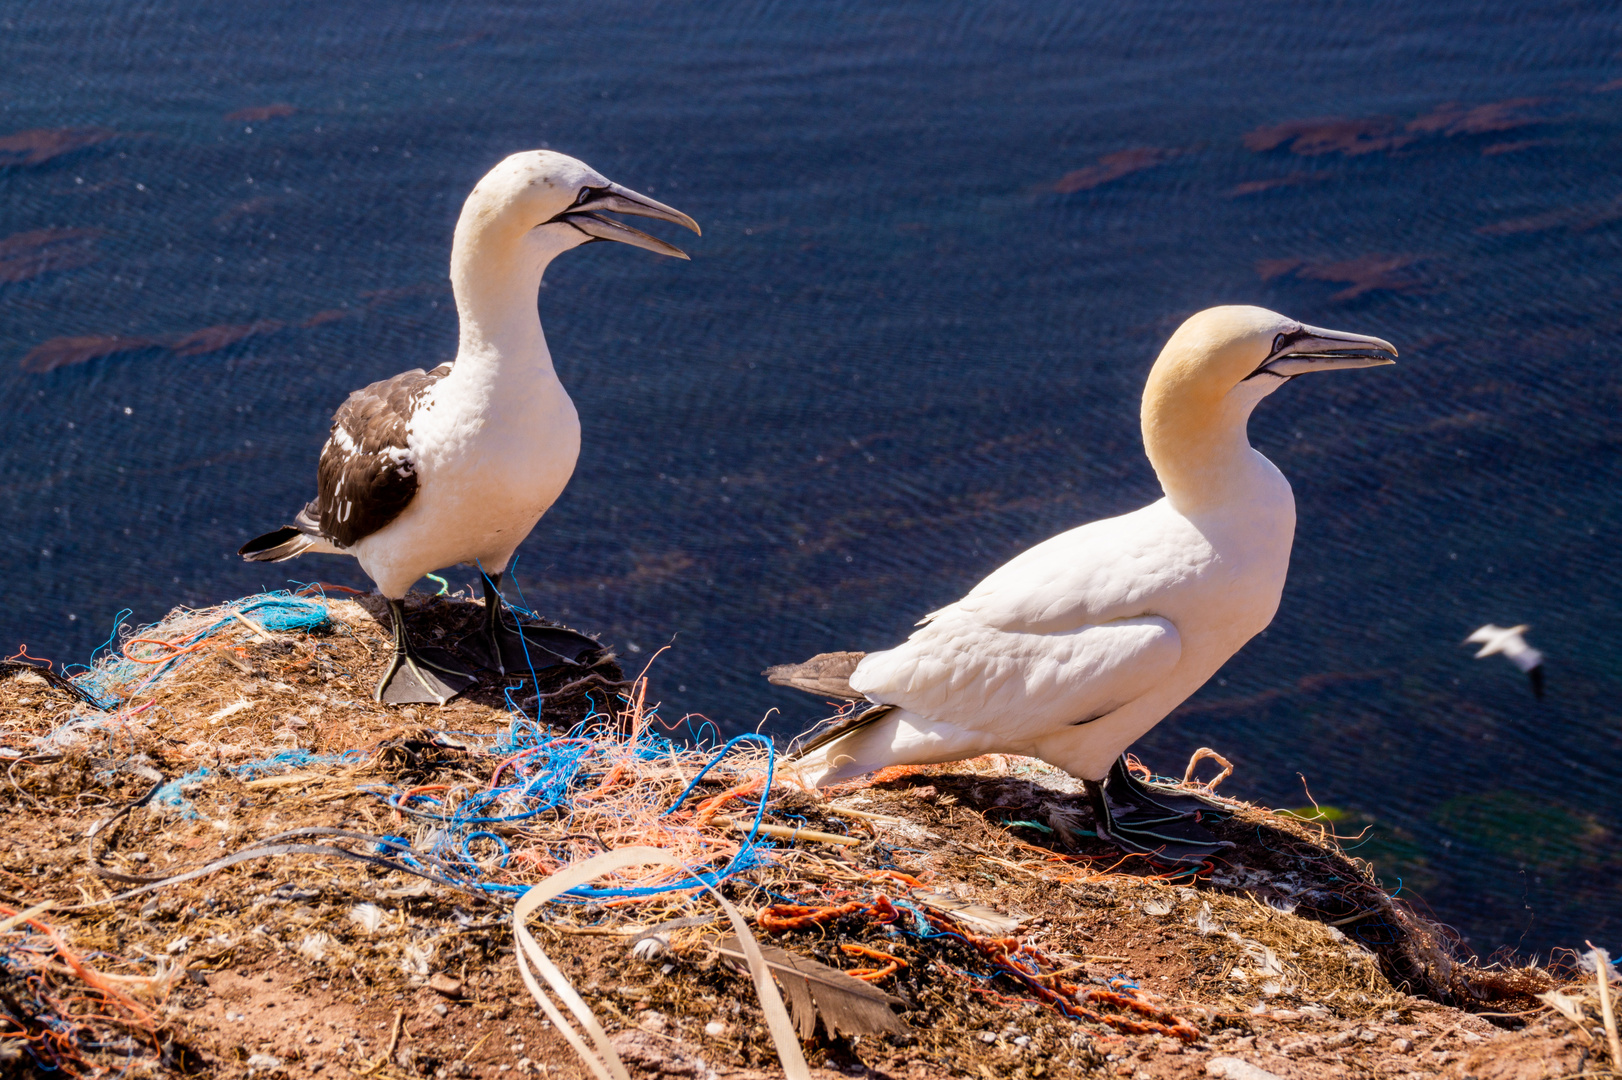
[{"left": 2, "top": 0, "right": 1619, "bottom": 957}]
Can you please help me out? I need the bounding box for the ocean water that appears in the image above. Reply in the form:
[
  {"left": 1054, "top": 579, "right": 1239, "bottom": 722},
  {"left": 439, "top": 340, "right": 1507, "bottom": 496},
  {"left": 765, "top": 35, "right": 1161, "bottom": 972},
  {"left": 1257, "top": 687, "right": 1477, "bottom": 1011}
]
[{"left": 2, "top": 0, "right": 1619, "bottom": 956}]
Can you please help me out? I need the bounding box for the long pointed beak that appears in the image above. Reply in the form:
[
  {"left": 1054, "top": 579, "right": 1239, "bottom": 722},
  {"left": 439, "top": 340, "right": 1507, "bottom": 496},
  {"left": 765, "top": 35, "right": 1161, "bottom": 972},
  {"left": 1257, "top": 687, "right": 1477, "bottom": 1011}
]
[
  {"left": 1259, "top": 323, "right": 1398, "bottom": 377},
  {"left": 587, "top": 183, "right": 701, "bottom": 236},
  {"left": 558, "top": 182, "right": 701, "bottom": 259},
  {"left": 565, "top": 212, "right": 692, "bottom": 259}
]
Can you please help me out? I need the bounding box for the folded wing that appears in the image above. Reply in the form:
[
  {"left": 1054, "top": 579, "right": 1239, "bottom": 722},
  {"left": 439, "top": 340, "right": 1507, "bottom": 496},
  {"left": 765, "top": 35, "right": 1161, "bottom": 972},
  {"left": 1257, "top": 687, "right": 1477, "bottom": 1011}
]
[{"left": 850, "top": 612, "right": 1180, "bottom": 742}]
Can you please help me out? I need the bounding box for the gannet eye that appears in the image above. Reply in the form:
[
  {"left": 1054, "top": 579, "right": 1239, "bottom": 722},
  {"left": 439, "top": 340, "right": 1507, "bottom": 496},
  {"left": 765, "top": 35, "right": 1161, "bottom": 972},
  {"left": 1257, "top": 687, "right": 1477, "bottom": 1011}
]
[{"left": 574, "top": 187, "right": 594, "bottom": 206}]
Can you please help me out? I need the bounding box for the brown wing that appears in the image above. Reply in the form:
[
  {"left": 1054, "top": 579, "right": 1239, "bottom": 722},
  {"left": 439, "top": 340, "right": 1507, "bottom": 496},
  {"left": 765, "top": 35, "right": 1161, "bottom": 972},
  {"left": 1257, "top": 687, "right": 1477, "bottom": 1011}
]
[{"left": 313, "top": 363, "right": 451, "bottom": 548}]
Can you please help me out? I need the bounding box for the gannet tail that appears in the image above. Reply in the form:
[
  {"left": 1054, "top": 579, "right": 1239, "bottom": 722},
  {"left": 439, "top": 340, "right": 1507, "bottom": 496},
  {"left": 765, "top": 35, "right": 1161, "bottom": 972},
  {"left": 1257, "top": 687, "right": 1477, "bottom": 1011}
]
[
  {"left": 763, "top": 651, "right": 867, "bottom": 700},
  {"left": 239, "top": 503, "right": 343, "bottom": 562},
  {"left": 783, "top": 703, "right": 900, "bottom": 787}
]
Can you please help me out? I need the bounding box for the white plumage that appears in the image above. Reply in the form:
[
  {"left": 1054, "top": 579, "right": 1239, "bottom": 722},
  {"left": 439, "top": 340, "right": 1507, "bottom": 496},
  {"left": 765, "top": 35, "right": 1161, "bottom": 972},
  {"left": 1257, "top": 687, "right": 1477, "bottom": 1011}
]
[
  {"left": 1464, "top": 623, "right": 1545, "bottom": 699},
  {"left": 772, "top": 306, "right": 1396, "bottom": 861},
  {"left": 243, "top": 150, "right": 699, "bottom": 702}
]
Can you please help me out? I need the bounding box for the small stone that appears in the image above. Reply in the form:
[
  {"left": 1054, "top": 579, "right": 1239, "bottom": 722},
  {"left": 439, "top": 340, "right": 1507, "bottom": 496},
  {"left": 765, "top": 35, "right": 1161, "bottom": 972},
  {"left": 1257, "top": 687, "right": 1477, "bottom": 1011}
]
[
  {"left": 1460, "top": 1031, "right": 1483, "bottom": 1044},
  {"left": 1357, "top": 1028, "right": 1378, "bottom": 1041},
  {"left": 1013, "top": 1035, "right": 1030, "bottom": 1047},
  {"left": 704, "top": 1021, "right": 726, "bottom": 1037},
  {"left": 432, "top": 1003, "right": 449, "bottom": 1019},
  {"left": 980, "top": 1031, "right": 998, "bottom": 1043},
  {"left": 639, "top": 1011, "right": 667, "bottom": 1034},
  {"left": 246, "top": 1054, "right": 283, "bottom": 1070},
  {"left": 1206, "top": 1058, "right": 1288, "bottom": 1080},
  {"left": 1392, "top": 1037, "right": 1414, "bottom": 1053},
  {"left": 428, "top": 973, "right": 465, "bottom": 998}
]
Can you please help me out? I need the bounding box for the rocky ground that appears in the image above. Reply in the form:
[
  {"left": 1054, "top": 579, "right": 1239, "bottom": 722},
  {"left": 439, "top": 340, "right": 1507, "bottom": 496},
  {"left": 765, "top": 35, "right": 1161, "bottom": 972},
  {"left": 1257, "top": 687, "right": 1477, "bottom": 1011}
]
[{"left": 0, "top": 591, "right": 1613, "bottom": 1080}]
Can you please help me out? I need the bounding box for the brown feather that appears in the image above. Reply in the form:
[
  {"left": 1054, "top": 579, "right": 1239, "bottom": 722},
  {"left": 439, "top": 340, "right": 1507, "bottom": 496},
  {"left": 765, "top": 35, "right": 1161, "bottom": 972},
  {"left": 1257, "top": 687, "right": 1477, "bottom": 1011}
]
[
  {"left": 762, "top": 651, "right": 867, "bottom": 700},
  {"left": 715, "top": 936, "right": 908, "bottom": 1039},
  {"left": 910, "top": 890, "right": 1024, "bottom": 935}
]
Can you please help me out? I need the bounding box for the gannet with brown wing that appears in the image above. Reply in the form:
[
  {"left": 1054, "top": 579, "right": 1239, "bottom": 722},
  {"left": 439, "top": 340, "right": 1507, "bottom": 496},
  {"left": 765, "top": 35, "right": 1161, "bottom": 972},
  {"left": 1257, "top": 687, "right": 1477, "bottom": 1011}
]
[
  {"left": 241, "top": 150, "right": 700, "bottom": 704},
  {"left": 766, "top": 306, "right": 1395, "bottom": 864}
]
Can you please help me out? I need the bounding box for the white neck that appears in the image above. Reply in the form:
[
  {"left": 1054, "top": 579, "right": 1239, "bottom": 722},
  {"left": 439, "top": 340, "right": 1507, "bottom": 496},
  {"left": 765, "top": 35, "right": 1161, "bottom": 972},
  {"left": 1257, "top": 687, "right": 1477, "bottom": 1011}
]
[
  {"left": 448, "top": 214, "right": 582, "bottom": 382},
  {"left": 1143, "top": 374, "right": 1286, "bottom": 516}
]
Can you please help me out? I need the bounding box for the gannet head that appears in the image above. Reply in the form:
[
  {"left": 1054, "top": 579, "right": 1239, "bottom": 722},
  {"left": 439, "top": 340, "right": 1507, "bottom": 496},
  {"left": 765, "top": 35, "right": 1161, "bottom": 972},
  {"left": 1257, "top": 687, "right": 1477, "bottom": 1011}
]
[
  {"left": 1142, "top": 306, "right": 1396, "bottom": 507},
  {"left": 1151, "top": 305, "right": 1397, "bottom": 408},
  {"left": 460, "top": 149, "right": 701, "bottom": 260}
]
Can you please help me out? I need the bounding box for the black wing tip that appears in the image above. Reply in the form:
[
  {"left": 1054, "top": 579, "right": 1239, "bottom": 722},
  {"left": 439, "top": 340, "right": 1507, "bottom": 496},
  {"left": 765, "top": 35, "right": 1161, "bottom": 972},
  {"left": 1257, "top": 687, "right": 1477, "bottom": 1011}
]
[
  {"left": 1528, "top": 664, "right": 1545, "bottom": 700},
  {"left": 239, "top": 526, "right": 304, "bottom": 561},
  {"left": 790, "top": 702, "right": 897, "bottom": 759}
]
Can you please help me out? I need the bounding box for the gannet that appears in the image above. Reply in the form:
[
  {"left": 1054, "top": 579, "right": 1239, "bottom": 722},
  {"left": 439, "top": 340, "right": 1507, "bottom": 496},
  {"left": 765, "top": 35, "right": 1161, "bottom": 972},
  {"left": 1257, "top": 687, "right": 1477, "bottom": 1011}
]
[
  {"left": 240, "top": 150, "right": 700, "bottom": 704},
  {"left": 1464, "top": 624, "right": 1544, "bottom": 699},
  {"left": 766, "top": 306, "right": 1396, "bottom": 864}
]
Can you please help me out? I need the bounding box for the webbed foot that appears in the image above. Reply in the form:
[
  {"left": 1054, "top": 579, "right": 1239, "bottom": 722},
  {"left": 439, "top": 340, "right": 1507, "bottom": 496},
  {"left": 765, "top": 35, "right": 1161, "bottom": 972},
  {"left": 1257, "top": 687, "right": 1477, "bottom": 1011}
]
[
  {"left": 375, "top": 599, "right": 477, "bottom": 705},
  {"left": 470, "top": 572, "right": 603, "bottom": 676},
  {"left": 1085, "top": 769, "right": 1231, "bottom": 867},
  {"left": 1108, "top": 756, "right": 1233, "bottom": 822}
]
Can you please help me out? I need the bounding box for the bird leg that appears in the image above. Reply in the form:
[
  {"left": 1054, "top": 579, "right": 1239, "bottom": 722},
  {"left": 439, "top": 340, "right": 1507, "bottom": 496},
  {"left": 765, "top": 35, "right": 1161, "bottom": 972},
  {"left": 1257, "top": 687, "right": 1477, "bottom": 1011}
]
[
  {"left": 1106, "top": 756, "right": 1233, "bottom": 821},
  {"left": 470, "top": 572, "right": 602, "bottom": 677},
  {"left": 376, "top": 599, "right": 478, "bottom": 705},
  {"left": 1083, "top": 768, "right": 1231, "bottom": 867}
]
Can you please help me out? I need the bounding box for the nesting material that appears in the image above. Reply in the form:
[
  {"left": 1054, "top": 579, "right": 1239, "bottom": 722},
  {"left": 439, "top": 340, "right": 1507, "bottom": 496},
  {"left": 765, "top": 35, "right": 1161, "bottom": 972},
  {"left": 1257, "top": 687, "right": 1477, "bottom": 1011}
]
[{"left": 0, "top": 590, "right": 1591, "bottom": 1079}]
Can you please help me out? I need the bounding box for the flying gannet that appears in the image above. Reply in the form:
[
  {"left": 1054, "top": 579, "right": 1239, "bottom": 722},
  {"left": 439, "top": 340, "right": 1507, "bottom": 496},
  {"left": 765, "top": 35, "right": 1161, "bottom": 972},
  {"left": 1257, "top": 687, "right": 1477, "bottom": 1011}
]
[
  {"left": 241, "top": 150, "right": 700, "bottom": 704},
  {"left": 1464, "top": 624, "right": 1544, "bottom": 700},
  {"left": 766, "top": 306, "right": 1397, "bottom": 864}
]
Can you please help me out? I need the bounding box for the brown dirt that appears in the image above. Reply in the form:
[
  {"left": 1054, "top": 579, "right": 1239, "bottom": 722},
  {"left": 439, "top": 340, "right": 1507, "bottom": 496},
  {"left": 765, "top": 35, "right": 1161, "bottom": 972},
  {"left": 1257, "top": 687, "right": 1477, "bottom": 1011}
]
[{"left": 0, "top": 592, "right": 1612, "bottom": 1080}]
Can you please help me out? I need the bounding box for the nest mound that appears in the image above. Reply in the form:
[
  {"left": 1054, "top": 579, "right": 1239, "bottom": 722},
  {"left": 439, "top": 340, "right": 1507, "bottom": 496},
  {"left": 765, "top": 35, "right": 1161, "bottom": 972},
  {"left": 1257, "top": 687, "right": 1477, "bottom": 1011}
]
[{"left": 0, "top": 591, "right": 1609, "bottom": 1080}]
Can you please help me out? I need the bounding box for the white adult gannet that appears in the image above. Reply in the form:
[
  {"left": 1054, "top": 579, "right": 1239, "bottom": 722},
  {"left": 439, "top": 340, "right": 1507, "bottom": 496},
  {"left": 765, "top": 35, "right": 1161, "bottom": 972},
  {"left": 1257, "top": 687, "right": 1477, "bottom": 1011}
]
[
  {"left": 767, "top": 306, "right": 1396, "bottom": 864},
  {"left": 241, "top": 150, "right": 699, "bottom": 704},
  {"left": 1464, "top": 624, "right": 1544, "bottom": 699}
]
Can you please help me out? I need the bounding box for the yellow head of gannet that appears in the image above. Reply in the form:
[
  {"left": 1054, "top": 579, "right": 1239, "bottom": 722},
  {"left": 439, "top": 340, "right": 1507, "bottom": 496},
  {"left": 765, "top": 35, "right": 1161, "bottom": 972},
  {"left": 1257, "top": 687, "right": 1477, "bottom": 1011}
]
[
  {"left": 767, "top": 304, "right": 1397, "bottom": 865},
  {"left": 1142, "top": 305, "right": 1395, "bottom": 510}
]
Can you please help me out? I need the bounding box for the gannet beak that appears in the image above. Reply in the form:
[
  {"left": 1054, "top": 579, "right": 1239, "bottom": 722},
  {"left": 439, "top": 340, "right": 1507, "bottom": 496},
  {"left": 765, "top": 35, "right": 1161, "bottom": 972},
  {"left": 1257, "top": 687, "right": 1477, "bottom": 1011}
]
[
  {"left": 1256, "top": 323, "right": 1398, "bottom": 378},
  {"left": 556, "top": 182, "right": 701, "bottom": 260}
]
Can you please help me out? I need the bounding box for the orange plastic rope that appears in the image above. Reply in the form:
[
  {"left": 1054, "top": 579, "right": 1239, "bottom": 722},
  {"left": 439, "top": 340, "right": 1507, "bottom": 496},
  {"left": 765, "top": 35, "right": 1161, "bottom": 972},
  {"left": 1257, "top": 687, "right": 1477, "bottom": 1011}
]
[
  {"left": 120, "top": 637, "right": 211, "bottom": 664},
  {"left": 839, "top": 943, "right": 907, "bottom": 982},
  {"left": 693, "top": 775, "right": 764, "bottom": 823}
]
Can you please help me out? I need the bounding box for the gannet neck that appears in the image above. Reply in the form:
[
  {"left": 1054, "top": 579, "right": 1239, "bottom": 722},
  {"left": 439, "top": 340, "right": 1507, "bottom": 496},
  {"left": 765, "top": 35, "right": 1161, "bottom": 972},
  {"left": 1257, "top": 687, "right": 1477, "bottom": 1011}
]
[
  {"left": 449, "top": 201, "right": 582, "bottom": 378},
  {"left": 1141, "top": 357, "right": 1278, "bottom": 514}
]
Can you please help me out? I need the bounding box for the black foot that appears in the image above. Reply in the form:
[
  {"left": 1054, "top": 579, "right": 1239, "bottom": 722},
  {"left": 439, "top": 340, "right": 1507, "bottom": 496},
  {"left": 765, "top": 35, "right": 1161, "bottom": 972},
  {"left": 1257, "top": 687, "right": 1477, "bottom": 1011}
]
[
  {"left": 1108, "top": 756, "right": 1233, "bottom": 822},
  {"left": 377, "top": 647, "right": 478, "bottom": 704},
  {"left": 1085, "top": 775, "right": 1231, "bottom": 867},
  {"left": 376, "top": 598, "right": 477, "bottom": 705},
  {"left": 471, "top": 572, "right": 602, "bottom": 676}
]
